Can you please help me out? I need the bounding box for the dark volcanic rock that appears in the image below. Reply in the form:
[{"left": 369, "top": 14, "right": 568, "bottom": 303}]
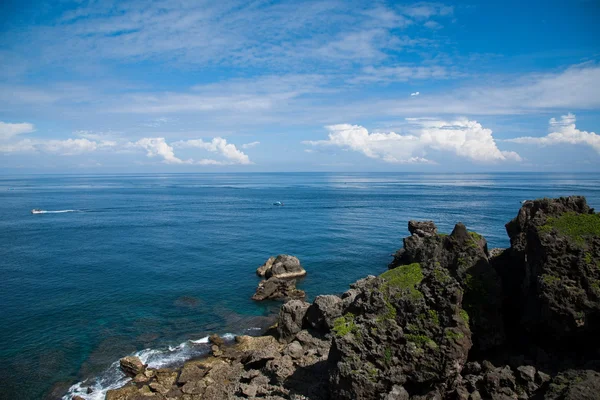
[
  {"left": 328, "top": 261, "right": 471, "bottom": 399},
  {"left": 391, "top": 220, "right": 505, "bottom": 354},
  {"left": 501, "top": 196, "right": 600, "bottom": 350},
  {"left": 252, "top": 277, "right": 305, "bottom": 301},
  {"left": 545, "top": 369, "right": 600, "bottom": 400}
]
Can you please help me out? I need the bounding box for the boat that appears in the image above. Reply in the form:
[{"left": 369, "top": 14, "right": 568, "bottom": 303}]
[
  {"left": 273, "top": 201, "right": 284, "bottom": 206},
  {"left": 31, "top": 209, "right": 44, "bottom": 214}
]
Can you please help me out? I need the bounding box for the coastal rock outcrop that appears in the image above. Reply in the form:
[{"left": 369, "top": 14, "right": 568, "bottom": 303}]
[
  {"left": 390, "top": 220, "right": 505, "bottom": 354},
  {"left": 501, "top": 196, "right": 600, "bottom": 352},
  {"left": 328, "top": 262, "right": 471, "bottom": 399},
  {"left": 101, "top": 196, "right": 600, "bottom": 400}
]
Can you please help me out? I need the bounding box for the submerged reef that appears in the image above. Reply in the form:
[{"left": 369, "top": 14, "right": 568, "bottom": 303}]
[{"left": 99, "top": 196, "right": 600, "bottom": 399}]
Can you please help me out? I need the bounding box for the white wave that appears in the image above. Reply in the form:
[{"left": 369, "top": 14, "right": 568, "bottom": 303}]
[
  {"left": 34, "top": 209, "right": 79, "bottom": 214},
  {"left": 62, "top": 332, "right": 237, "bottom": 400}
]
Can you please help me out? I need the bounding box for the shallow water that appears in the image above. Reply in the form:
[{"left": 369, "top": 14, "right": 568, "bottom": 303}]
[{"left": 0, "top": 172, "right": 599, "bottom": 399}]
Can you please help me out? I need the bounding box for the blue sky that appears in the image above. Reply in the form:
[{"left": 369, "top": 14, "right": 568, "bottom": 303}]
[{"left": 0, "top": 0, "right": 599, "bottom": 172}]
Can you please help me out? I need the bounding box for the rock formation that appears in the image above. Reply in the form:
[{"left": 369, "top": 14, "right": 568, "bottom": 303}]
[
  {"left": 257, "top": 255, "right": 307, "bottom": 279},
  {"left": 253, "top": 255, "right": 307, "bottom": 301},
  {"left": 101, "top": 196, "right": 600, "bottom": 400}
]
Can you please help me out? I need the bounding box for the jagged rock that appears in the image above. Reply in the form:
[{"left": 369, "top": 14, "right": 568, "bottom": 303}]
[
  {"left": 329, "top": 259, "right": 471, "bottom": 399},
  {"left": 501, "top": 196, "right": 600, "bottom": 350},
  {"left": 305, "top": 294, "right": 343, "bottom": 332},
  {"left": 265, "top": 254, "right": 307, "bottom": 279},
  {"left": 545, "top": 370, "right": 600, "bottom": 400},
  {"left": 72, "top": 396, "right": 85, "bottom": 400},
  {"left": 257, "top": 256, "right": 276, "bottom": 276},
  {"left": 277, "top": 299, "right": 310, "bottom": 342},
  {"left": 390, "top": 220, "right": 504, "bottom": 354},
  {"left": 119, "top": 356, "right": 145, "bottom": 377},
  {"left": 252, "top": 277, "right": 305, "bottom": 301},
  {"left": 408, "top": 220, "right": 437, "bottom": 237}
]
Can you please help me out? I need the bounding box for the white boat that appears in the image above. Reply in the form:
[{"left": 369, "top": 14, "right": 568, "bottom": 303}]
[
  {"left": 273, "top": 201, "right": 284, "bottom": 206},
  {"left": 31, "top": 209, "right": 44, "bottom": 214}
]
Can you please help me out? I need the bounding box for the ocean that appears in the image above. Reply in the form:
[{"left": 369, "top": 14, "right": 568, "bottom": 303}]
[{"left": 1, "top": 172, "right": 599, "bottom": 399}]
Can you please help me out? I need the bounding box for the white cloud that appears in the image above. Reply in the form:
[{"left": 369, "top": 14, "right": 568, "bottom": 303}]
[
  {"left": 352, "top": 65, "right": 451, "bottom": 84},
  {"left": 411, "top": 92, "right": 420, "bottom": 96},
  {"left": 174, "top": 137, "right": 251, "bottom": 165},
  {"left": 0, "top": 121, "right": 35, "bottom": 140},
  {"left": 303, "top": 119, "right": 521, "bottom": 164},
  {"left": 401, "top": 4, "right": 454, "bottom": 19},
  {"left": 505, "top": 113, "right": 600, "bottom": 153},
  {"left": 135, "top": 138, "right": 189, "bottom": 164},
  {"left": 0, "top": 137, "right": 116, "bottom": 155},
  {"left": 242, "top": 141, "right": 260, "bottom": 149}
]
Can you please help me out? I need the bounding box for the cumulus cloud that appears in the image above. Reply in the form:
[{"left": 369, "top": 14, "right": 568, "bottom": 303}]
[
  {"left": 135, "top": 138, "right": 188, "bottom": 164},
  {"left": 505, "top": 113, "right": 600, "bottom": 153},
  {"left": 411, "top": 92, "right": 420, "bottom": 96},
  {"left": 174, "top": 138, "right": 251, "bottom": 165},
  {"left": 242, "top": 141, "right": 260, "bottom": 149},
  {"left": 0, "top": 121, "right": 35, "bottom": 140},
  {"left": 303, "top": 119, "right": 521, "bottom": 164}
]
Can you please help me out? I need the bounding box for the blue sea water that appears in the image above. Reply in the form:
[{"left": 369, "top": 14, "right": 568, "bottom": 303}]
[{"left": 1, "top": 172, "right": 599, "bottom": 399}]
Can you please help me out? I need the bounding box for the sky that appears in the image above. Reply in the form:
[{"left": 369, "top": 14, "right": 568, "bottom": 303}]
[{"left": 0, "top": 0, "right": 599, "bottom": 173}]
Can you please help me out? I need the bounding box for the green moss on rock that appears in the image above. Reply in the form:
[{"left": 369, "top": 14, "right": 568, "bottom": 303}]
[
  {"left": 445, "top": 328, "right": 464, "bottom": 341},
  {"left": 540, "top": 212, "right": 600, "bottom": 246},
  {"left": 380, "top": 263, "right": 424, "bottom": 301},
  {"left": 459, "top": 309, "right": 470, "bottom": 327},
  {"left": 541, "top": 274, "right": 561, "bottom": 286},
  {"left": 333, "top": 313, "right": 358, "bottom": 337}
]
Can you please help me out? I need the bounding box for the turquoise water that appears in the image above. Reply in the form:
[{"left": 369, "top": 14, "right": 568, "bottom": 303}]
[{"left": 1, "top": 173, "right": 599, "bottom": 399}]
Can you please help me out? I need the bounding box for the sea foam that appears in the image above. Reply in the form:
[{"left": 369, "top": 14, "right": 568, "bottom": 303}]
[{"left": 62, "top": 332, "right": 236, "bottom": 400}]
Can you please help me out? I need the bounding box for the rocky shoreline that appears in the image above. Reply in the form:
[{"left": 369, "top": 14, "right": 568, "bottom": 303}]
[{"left": 97, "top": 196, "right": 599, "bottom": 399}]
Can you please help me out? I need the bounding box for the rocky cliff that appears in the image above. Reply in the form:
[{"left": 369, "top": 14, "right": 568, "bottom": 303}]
[{"left": 102, "top": 196, "right": 600, "bottom": 400}]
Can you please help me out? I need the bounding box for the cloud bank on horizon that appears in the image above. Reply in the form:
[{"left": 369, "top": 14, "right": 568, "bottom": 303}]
[{"left": 0, "top": 0, "right": 598, "bottom": 171}]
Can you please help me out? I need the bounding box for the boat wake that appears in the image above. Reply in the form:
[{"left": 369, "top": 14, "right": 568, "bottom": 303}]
[
  {"left": 62, "top": 333, "right": 236, "bottom": 400},
  {"left": 32, "top": 209, "right": 79, "bottom": 214}
]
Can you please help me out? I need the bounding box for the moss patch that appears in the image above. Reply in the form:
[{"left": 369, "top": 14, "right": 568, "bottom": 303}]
[
  {"left": 405, "top": 334, "right": 437, "bottom": 349},
  {"left": 428, "top": 309, "right": 440, "bottom": 326},
  {"left": 541, "top": 274, "right": 561, "bottom": 286},
  {"left": 332, "top": 313, "right": 357, "bottom": 337},
  {"left": 459, "top": 309, "right": 470, "bottom": 328},
  {"left": 380, "top": 263, "right": 424, "bottom": 301},
  {"left": 433, "top": 266, "right": 452, "bottom": 284},
  {"left": 381, "top": 263, "right": 423, "bottom": 289},
  {"left": 540, "top": 212, "right": 600, "bottom": 246},
  {"left": 445, "top": 329, "right": 464, "bottom": 341}
]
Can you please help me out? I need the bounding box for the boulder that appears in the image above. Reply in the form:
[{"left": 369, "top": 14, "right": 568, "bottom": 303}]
[
  {"left": 119, "top": 356, "right": 145, "bottom": 377},
  {"left": 277, "top": 299, "right": 310, "bottom": 342},
  {"left": 265, "top": 254, "right": 306, "bottom": 279},
  {"left": 252, "top": 277, "right": 305, "bottom": 301},
  {"left": 304, "top": 294, "right": 343, "bottom": 332}
]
